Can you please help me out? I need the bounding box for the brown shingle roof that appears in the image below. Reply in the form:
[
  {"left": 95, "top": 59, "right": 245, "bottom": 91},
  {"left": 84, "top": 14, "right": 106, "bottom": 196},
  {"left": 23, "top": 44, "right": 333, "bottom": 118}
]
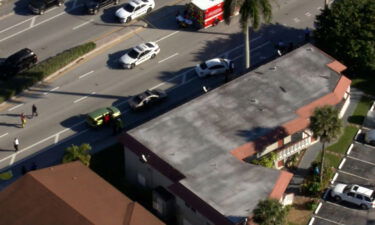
[{"left": 0, "top": 161, "right": 165, "bottom": 225}]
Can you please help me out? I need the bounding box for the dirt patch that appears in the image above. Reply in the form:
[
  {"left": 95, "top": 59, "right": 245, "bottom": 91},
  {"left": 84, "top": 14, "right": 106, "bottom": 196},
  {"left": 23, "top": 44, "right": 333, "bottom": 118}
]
[{"left": 287, "top": 195, "right": 315, "bottom": 225}]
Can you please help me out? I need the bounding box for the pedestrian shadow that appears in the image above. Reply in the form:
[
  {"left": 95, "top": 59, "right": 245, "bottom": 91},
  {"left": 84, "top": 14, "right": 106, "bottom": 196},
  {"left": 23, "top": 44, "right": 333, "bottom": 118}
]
[
  {"left": 0, "top": 149, "right": 15, "bottom": 152},
  {"left": 0, "top": 122, "right": 19, "bottom": 128}
]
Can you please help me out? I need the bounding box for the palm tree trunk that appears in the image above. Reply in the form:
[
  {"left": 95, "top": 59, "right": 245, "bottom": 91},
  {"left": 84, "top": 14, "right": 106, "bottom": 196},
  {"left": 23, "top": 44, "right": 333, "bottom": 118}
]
[
  {"left": 320, "top": 142, "right": 326, "bottom": 184},
  {"left": 244, "top": 23, "right": 250, "bottom": 69}
]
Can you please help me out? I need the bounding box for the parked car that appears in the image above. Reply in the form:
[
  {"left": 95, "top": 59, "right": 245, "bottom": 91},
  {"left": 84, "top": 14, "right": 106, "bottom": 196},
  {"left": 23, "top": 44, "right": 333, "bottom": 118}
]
[
  {"left": 119, "top": 42, "right": 159, "bottom": 69},
  {"left": 364, "top": 129, "right": 375, "bottom": 146},
  {"left": 86, "top": 106, "right": 121, "bottom": 127},
  {"left": 331, "top": 183, "right": 375, "bottom": 209},
  {"left": 115, "top": 0, "right": 154, "bottom": 23},
  {"left": 28, "top": 0, "right": 64, "bottom": 14},
  {"left": 128, "top": 89, "right": 167, "bottom": 110},
  {"left": 84, "top": 0, "right": 119, "bottom": 15},
  {"left": 195, "top": 58, "right": 234, "bottom": 78},
  {"left": 0, "top": 48, "right": 38, "bottom": 79}
]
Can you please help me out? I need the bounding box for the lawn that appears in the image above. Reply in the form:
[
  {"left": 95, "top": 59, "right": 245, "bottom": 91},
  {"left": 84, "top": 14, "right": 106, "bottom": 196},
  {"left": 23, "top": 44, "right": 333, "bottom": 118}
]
[
  {"left": 326, "top": 125, "right": 358, "bottom": 154},
  {"left": 347, "top": 96, "right": 373, "bottom": 125}
]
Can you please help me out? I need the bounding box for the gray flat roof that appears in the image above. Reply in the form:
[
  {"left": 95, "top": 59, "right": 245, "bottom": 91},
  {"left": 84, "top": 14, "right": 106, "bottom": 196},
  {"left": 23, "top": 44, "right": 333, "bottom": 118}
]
[{"left": 129, "top": 44, "right": 341, "bottom": 217}]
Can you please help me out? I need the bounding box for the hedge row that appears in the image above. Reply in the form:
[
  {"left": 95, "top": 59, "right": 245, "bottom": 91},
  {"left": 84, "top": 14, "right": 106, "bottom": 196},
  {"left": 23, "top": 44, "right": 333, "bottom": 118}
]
[{"left": 0, "top": 42, "right": 96, "bottom": 103}]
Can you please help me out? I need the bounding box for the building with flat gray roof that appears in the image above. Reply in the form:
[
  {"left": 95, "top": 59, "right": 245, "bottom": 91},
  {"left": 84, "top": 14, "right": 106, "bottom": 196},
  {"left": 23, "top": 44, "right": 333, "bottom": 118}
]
[{"left": 119, "top": 44, "right": 351, "bottom": 225}]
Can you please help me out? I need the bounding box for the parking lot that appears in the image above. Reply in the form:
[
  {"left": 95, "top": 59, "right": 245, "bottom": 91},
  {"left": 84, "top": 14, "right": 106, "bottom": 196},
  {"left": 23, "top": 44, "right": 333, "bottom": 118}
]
[{"left": 310, "top": 102, "right": 375, "bottom": 225}]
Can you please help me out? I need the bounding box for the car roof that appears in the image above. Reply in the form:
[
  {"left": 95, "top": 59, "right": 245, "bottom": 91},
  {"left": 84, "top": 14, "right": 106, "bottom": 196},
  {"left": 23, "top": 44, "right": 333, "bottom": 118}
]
[
  {"left": 6, "top": 48, "right": 35, "bottom": 64},
  {"left": 87, "top": 107, "right": 120, "bottom": 119},
  {"left": 205, "top": 58, "right": 224, "bottom": 67},
  {"left": 352, "top": 185, "right": 374, "bottom": 197},
  {"left": 366, "top": 129, "right": 375, "bottom": 141},
  {"left": 129, "top": 0, "right": 143, "bottom": 7},
  {"left": 134, "top": 42, "right": 156, "bottom": 53}
]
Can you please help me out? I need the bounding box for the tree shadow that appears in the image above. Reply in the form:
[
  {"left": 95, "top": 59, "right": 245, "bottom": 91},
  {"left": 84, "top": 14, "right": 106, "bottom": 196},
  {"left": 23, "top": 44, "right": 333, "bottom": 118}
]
[{"left": 347, "top": 115, "right": 365, "bottom": 126}]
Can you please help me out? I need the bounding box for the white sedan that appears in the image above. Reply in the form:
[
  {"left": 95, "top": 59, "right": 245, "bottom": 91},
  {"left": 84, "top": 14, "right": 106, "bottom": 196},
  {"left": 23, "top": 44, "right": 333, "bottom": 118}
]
[
  {"left": 195, "top": 58, "right": 234, "bottom": 78},
  {"left": 115, "top": 0, "right": 154, "bottom": 23},
  {"left": 119, "top": 42, "right": 160, "bottom": 69}
]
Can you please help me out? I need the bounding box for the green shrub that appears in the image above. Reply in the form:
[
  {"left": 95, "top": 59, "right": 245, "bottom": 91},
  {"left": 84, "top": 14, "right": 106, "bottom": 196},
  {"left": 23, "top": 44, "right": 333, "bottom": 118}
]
[
  {"left": 306, "top": 199, "right": 319, "bottom": 210},
  {"left": 0, "top": 42, "right": 96, "bottom": 103},
  {"left": 251, "top": 152, "right": 277, "bottom": 168},
  {"left": 301, "top": 180, "right": 321, "bottom": 197}
]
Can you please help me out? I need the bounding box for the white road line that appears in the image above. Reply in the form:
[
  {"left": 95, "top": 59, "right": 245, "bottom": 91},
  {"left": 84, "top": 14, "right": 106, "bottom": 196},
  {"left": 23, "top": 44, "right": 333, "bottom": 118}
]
[
  {"left": 346, "top": 144, "right": 353, "bottom": 155},
  {"left": 339, "top": 170, "right": 373, "bottom": 182},
  {"left": 155, "top": 31, "right": 179, "bottom": 43},
  {"left": 0, "top": 133, "right": 8, "bottom": 138},
  {"left": 8, "top": 103, "right": 24, "bottom": 111},
  {"left": 305, "top": 12, "right": 312, "bottom": 17},
  {"left": 30, "top": 17, "right": 36, "bottom": 28},
  {"left": 73, "top": 19, "right": 93, "bottom": 30},
  {"left": 331, "top": 172, "right": 338, "bottom": 184},
  {"left": 0, "top": 11, "right": 66, "bottom": 42},
  {"left": 293, "top": 17, "right": 300, "bottom": 23},
  {"left": 54, "top": 133, "right": 59, "bottom": 144},
  {"left": 0, "top": 18, "right": 33, "bottom": 34},
  {"left": 73, "top": 92, "right": 96, "bottom": 103},
  {"left": 308, "top": 217, "right": 315, "bottom": 225},
  {"left": 10, "top": 155, "right": 15, "bottom": 165},
  {"left": 314, "top": 202, "right": 322, "bottom": 214},
  {"left": 338, "top": 158, "right": 346, "bottom": 169},
  {"left": 158, "top": 53, "right": 178, "bottom": 63},
  {"left": 313, "top": 215, "right": 344, "bottom": 225},
  {"left": 44, "top": 86, "right": 60, "bottom": 95},
  {"left": 79, "top": 70, "right": 94, "bottom": 79}
]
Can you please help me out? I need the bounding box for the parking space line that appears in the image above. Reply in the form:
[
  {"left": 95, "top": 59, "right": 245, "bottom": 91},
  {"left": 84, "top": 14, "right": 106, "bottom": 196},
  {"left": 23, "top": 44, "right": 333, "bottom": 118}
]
[
  {"left": 79, "top": 70, "right": 94, "bottom": 79},
  {"left": 347, "top": 155, "right": 375, "bottom": 166},
  {"left": 73, "top": 19, "right": 93, "bottom": 30},
  {"left": 339, "top": 170, "right": 373, "bottom": 182},
  {"left": 346, "top": 144, "right": 353, "bottom": 155},
  {"left": 331, "top": 172, "right": 338, "bottom": 184},
  {"left": 8, "top": 103, "right": 24, "bottom": 111},
  {"left": 158, "top": 53, "right": 178, "bottom": 63},
  {"left": 338, "top": 158, "right": 346, "bottom": 169},
  {"left": 313, "top": 215, "right": 344, "bottom": 225},
  {"left": 30, "top": 17, "right": 36, "bottom": 28},
  {"left": 314, "top": 202, "right": 322, "bottom": 214}
]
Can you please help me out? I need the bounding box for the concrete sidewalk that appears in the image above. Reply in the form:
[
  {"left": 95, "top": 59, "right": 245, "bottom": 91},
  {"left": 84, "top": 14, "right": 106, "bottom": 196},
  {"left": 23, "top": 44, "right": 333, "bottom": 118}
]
[{"left": 286, "top": 87, "right": 364, "bottom": 194}]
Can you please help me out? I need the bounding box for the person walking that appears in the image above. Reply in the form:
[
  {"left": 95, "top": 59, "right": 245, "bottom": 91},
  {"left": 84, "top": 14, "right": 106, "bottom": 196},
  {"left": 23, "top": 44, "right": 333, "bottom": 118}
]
[
  {"left": 32, "top": 104, "right": 38, "bottom": 117},
  {"left": 14, "top": 138, "right": 19, "bottom": 152},
  {"left": 20, "top": 113, "right": 26, "bottom": 128}
]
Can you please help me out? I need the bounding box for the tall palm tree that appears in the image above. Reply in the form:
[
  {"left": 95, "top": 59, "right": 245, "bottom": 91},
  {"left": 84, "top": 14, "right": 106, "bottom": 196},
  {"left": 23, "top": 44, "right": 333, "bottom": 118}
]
[
  {"left": 62, "top": 143, "right": 92, "bottom": 166},
  {"left": 223, "top": 0, "right": 272, "bottom": 69},
  {"left": 309, "top": 106, "right": 342, "bottom": 183}
]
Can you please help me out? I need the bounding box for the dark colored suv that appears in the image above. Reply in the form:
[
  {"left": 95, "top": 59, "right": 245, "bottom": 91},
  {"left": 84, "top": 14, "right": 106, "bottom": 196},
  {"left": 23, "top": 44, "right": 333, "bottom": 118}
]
[
  {"left": 84, "top": 0, "right": 119, "bottom": 14},
  {"left": 28, "top": 0, "right": 64, "bottom": 15},
  {"left": 0, "top": 48, "right": 38, "bottom": 79}
]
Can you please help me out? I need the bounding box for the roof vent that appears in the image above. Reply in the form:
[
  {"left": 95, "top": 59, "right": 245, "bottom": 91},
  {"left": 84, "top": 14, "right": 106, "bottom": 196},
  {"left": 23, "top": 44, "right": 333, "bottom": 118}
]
[
  {"left": 250, "top": 98, "right": 259, "bottom": 104},
  {"left": 280, "top": 86, "right": 287, "bottom": 93},
  {"left": 270, "top": 66, "right": 277, "bottom": 71},
  {"left": 306, "top": 47, "right": 313, "bottom": 52},
  {"left": 319, "top": 74, "right": 329, "bottom": 79}
]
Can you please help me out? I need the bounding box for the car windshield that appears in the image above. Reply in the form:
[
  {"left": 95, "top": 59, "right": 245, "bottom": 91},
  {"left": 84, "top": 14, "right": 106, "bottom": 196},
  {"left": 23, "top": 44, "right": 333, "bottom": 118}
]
[
  {"left": 343, "top": 185, "right": 352, "bottom": 193},
  {"left": 123, "top": 3, "right": 135, "bottom": 12},
  {"left": 145, "top": 43, "right": 154, "bottom": 48},
  {"left": 127, "top": 49, "right": 140, "bottom": 59},
  {"left": 199, "top": 62, "right": 208, "bottom": 69}
]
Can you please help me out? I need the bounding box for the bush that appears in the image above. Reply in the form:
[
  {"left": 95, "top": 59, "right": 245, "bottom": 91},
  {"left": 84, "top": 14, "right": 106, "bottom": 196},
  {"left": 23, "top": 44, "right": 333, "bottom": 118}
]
[
  {"left": 301, "top": 180, "right": 321, "bottom": 197},
  {"left": 306, "top": 199, "right": 319, "bottom": 210},
  {"left": 0, "top": 42, "right": 96, "bottom": 102}
]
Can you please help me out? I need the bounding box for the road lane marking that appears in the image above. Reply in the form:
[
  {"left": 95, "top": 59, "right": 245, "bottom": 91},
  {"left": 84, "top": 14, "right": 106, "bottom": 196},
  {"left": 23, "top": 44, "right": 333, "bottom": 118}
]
[
  {"left": 8, "top": 103, "right": 24, "bottom": 111},
  {"left": 79, "top": 70, "right": 94, "bottom": 79},
  {"left": 155, "top": 31, "right": 179, "bottom": 43},
  {"left": 0, "top": 11, "right": 66, "bottom": 42},
  {"left": 73, "top": 19, "right": 93, "bottom": 30},
  {"left": 0, "top": 133, "right": 8, "bottom": 138},
  {"left": 73, "top": 92, "right": 96, "bottom": 103},
  {"left": 10, "top": 155, "right": 15, "bottom": 165},
  {"left": 158, "top": 53, "right": 178, "bottom": 63},
  {"left": 317, "top": 6, "right": 323, "bottom": 10},
  {"left": 293, "top": 17, "right": 300, "bottom": 23},
  {"left": 305, "top": 12, "right": 312, "bottom": 17},
  {"left": 54, "top": 133, "right": 59, "bottom": 143},
  {"left": 0, "top": 18, "right": 33, "bottom": 34},
  {"left": 30, "top": 17, "right": 36, "bottom": 28},
  {"left": 44, "top": 86, "right": 60, "bottom": 95}
]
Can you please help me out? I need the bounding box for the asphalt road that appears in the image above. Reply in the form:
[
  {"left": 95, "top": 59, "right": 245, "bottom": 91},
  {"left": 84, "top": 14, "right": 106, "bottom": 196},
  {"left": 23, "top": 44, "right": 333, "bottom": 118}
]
[{"left": 0, "top": 0, "right": 324, "bottom": 187}]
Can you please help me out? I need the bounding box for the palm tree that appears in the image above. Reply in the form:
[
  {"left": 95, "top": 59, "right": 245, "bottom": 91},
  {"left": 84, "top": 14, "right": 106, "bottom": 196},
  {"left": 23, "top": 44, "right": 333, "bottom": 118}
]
[
  {"left": 62, "top": 143, "right": 92, "bottom": 166},
  {"left": 309, "top": 106, "right": 342, "bottom": 183},
  {"left": 253, "top": 198, "right": 289, "bottom": 225},
  {"left": 223, "top": 0, "right": 273, "bottom": 69}
]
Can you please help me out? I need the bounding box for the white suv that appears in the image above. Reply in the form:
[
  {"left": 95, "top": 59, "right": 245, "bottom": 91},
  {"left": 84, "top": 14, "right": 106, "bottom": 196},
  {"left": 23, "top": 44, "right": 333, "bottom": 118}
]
[{"left": 331, "top": 183, "right": 375, "bottom": 209}]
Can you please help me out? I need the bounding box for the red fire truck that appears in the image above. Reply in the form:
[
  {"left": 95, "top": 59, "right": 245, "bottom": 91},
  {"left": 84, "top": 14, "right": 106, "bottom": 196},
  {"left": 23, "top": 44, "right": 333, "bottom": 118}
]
[{"left": 185, "top": 0, "right": 225, "bottom": 29}]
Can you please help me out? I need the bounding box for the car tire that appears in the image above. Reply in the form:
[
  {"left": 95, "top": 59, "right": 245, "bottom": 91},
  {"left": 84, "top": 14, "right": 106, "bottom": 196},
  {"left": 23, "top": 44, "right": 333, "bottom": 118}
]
[
  {"left": 360, "top": 204, "right": 368, "bottom": 210},
  {"left": 147, "top": 7, "right": 152, "bottom": 13},
  {"left": 57, "top": 1, "right": 63, "bottom": 6},
  {"left": 151, "top": 54, "right": 156, "bottom": 59},
  {"left": 334, "top": 196, "right": 341, "bottom": 202},
  {"left": 126, "top": 17, "right": 131, "bottom": 23},
  {"left": 39, "top": 9, "right": 45, "bottom": 15},
  {"left": 130, "top": 63, "right": 135, "bottom": 69}
]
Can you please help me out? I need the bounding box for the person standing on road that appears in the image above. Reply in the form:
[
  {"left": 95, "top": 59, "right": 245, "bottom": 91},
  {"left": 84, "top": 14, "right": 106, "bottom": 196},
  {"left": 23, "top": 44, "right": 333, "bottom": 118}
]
[
  {"left": 14, "top": 138, "right": 19, "bottom": 152},
  {"left": 32, "top": 104, "right": 38, "bottom": 117},
  {"left": 20, "top": 113, "right": 26, "bottom": 128}
]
